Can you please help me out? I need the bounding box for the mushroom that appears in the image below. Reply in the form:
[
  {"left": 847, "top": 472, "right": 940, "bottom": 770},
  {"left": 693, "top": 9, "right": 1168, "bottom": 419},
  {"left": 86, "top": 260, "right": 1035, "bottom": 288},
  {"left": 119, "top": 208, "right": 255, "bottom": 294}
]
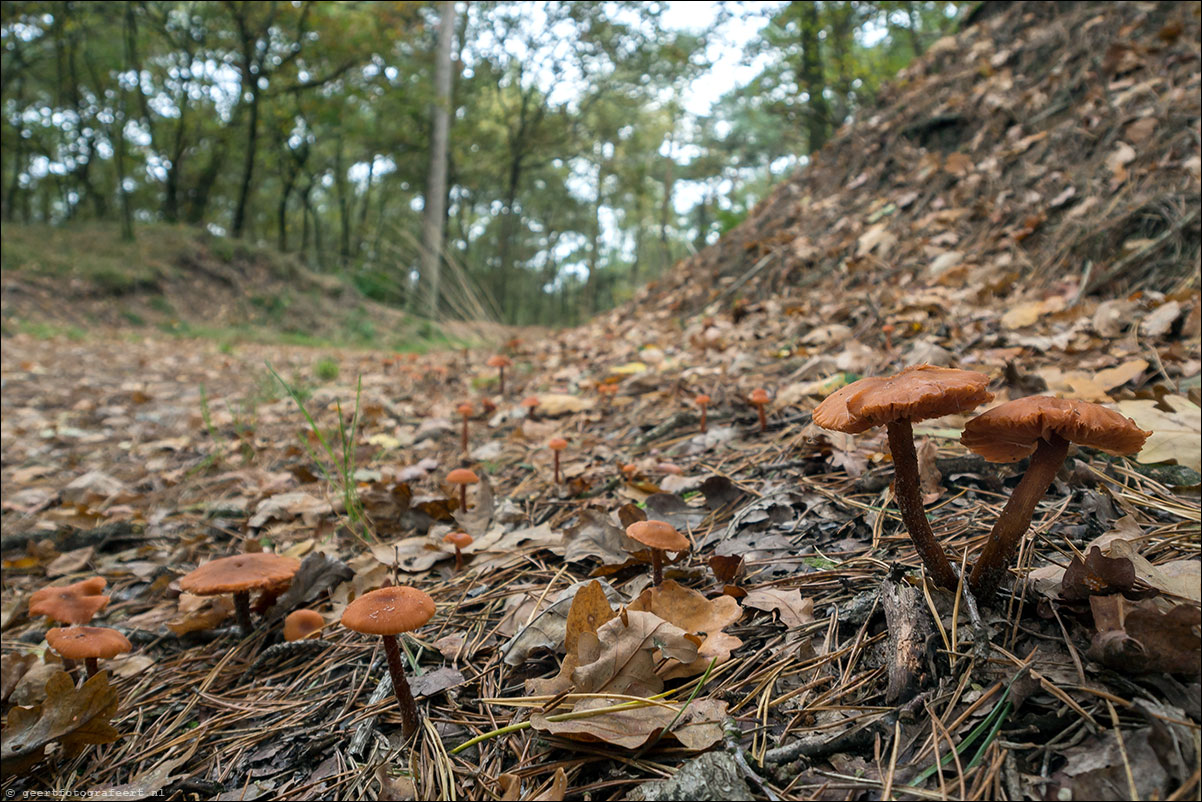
[
  {"left": 178, "top": 553, "right": 301, "bottom": 635},
  {"left": 487, "top": 355, "right": 513, "bottom": 395},
  {"left": 695, "top": 394, "right": 711, "bottom": 433},
  {"left": 284, "top": 609, "right": 325, "bottom": 642},
  {"left": 457, "top": 402, "right": 473, "bottom": 453},
  {"left": 749, "top": 388, "right": 771, "bottom": 432},
  {"left": 46, "top": 626, "right": 131, "bottom": 678},
  {"left": 961, "top": 396, "right": 1150, "bottom": 597},
  {"left": 813, "top": 365, "right": 993, "bottom": 590},
  {"left": 28, "top": 577, "right": 109, "bottom": 625},
  {"left": 443, "top": 532, "right": 473, "bottom": 570},
  {"left": 626, "top": 520, "right": 690, "bottom": 586},
  {"left": 341, "top": 585, "right": 436, "bottom": 740},
  {"left": 521, "top": 396, "right": 540, "bottom": 419},
  {"left": 446, "top": 468, "right": 479, "bottom": 511},
  {"left": 548, "top": 437, "right": 568, "bottom": 484}
]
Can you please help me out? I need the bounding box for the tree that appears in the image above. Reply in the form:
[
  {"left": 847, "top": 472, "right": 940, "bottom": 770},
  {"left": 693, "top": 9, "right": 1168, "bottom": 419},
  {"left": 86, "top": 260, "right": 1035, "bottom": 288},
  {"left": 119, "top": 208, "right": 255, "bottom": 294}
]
[{"left": 421, "top": 0, "right": 457, "bottom": 317}]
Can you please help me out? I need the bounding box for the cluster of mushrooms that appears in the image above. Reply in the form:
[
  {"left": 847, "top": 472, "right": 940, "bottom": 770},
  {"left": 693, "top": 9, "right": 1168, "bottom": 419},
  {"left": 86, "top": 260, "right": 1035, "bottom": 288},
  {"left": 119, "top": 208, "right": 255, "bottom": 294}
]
[
  {"left": 812, "top": 365, "right": 1150, "bottom": 596},
  {"left": 25, "top": 359, "right": 1152, "bottom": 749}
]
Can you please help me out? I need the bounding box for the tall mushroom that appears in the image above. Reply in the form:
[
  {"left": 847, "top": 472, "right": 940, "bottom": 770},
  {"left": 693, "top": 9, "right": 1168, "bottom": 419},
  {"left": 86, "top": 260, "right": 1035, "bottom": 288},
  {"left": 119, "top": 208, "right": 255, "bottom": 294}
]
[
  {"left": 29, "top": 577, "right": 109, "bottom": 625},
  {"left": 695, "top": 394, "right": 711, "bottom": 434},
  {"left": 457, "top": 402, "right": 473, "bottom": 453},
  {"left": 342, "top": 585, "right": 436, "bottom": 740},
  {"left": 446, "top": 468, "right": 479, "bottom": 511},
  {"left": 961, "top": 396, "right": 1149, "bottom": 597},
  {"left": 521, "top": 396, "right": 540, "bottom": 419},
  {"left": 548, "top": 437, "right": 568, "bottom": 484},
  {"left": 626, "top": 520, "right": 690, "bottom": 587},
  {"left": 179, "top": 553, "right": 301, "bottom": 635},
  {"left": 813, "top": 365, "right": 993, "bottom": 590},
  {"left": 487, "top": 355, "right": 513, "bottom": 395},
  {"left": 749, "top": 388, "right": 771, "bottom": 433},
  {"left": 443, "top": 532, "right": 473, "bottom": 570},
  {"left": 46, "top": 626, "right": 131, "bottom": 678}
]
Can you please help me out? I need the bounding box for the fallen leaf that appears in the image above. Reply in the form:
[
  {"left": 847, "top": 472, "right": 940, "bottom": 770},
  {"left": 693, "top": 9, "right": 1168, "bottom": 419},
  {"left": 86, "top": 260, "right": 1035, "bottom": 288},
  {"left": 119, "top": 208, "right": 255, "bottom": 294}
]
[
  {"left": 1115, "top": 395, "right": 1201, "bottom": 472},
  {"left": 563, "top": 509, "right": 641, "bottom": 565},
  {"left": 1061, "top": 546, "right": 1136, "bottom": 600},
  {"left": 530, "top": 696, "right": 727, "bottom": 751},
  {"left": 743, "top": 588, "right": 815, "bottom": 629},
  {"left": 1, "top": 671, "right": 120, "bottom": 775},
  {"left": 501, "top": 579, "right": 623, "bottom": 666},
  {"left": 571, "top": 611, "right": 699, "bottom": 696}
]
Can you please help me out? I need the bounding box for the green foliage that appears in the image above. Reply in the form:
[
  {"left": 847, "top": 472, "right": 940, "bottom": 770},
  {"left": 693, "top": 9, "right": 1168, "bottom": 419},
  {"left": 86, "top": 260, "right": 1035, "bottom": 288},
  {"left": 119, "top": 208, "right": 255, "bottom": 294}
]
[
  {"left": 1, "top": 1, "right": 960, "bottom": 327},
  {"left": 314, "top": 357, "right": 340, "bottom": 382}
]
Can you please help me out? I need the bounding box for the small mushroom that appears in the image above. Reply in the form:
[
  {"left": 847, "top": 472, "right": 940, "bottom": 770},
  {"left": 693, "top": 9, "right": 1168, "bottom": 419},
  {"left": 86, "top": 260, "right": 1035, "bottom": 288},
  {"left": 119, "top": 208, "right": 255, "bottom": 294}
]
[
  {"left": 178, "top": 553, "right": 301, "bottom": 635},
  {"left": 46, "top": 626, "right": 131, "bottom": 678},
  {"left": 813, "top": 365, "right": 993, "bottom": 590},
  {"left": 961, "top": 396, "right": 1150, "bottom": 597},
  {"left": 749, "top": 388, "right": 771, "bottom": 432},
  {"left": 548, "top": 437, "right": 568, "bottom": 484},
  {"left": 457, "top": 402, "right": 473, "bottom": 453},
  {"left": 443, "top": 532, "right": 473, "bottom": 570},
  {"left": 28, "top": 577, "right": 109, "bottom": 625},
  {"left": 342, "top": 586, "right": 436, "bottom": 740},
  {"left": 284, "top": 609, "right": 325, "bottom": 642},
  {"left": 521, "top": 396, "right": 540, "bottom": 419},
  {"left": 694, "top": 394, "right": 711, "bottom": 433},
  {"left": 626, "top": 520, "right": 690, "bottom": 587},
  {"left": 487, "top": 355, "right": 513, "bottom": 395},
  {"left": 446, "top": 468, "right": 479, "bottom": 511}
]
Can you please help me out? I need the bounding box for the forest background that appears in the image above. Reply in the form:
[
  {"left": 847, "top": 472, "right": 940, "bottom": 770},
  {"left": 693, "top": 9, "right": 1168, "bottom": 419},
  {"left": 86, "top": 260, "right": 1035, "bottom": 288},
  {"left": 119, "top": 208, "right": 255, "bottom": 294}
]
[{"left": 0, "top": 0, "right": 964, "bottom": 330}]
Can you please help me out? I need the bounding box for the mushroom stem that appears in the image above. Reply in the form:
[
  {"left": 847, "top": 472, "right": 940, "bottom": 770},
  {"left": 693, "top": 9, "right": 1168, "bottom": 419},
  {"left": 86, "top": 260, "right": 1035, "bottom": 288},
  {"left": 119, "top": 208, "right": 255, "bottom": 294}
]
[
  {"left": 382, "top": 633, "right": 420, "bottom": 740},
  {"left": 700, "top": 405, "right": 708, "bottom": 433},
  {"left": 459, "top": 484, "right": 468, "bottom": 511},
  {"left": 498, "top": 366, "right": 505, "bottom": 395},
  {"left": 85, "top": 657, "right": 99, "bottom": 678},
  {"left": 461, "top": 415, "right": 469, "bottom": 453},
  {"left": 969, "top": 433, "right": 1070, "bottom": 597},
  {"left": 553, "top": 451, "right": 561, "bottom": 484},
  {"left": 885, "top": 420, "right": 959, "bottom": 590},
  {"left": 61, "top": 657, "right": 78, "bottom": 677},
  {"left": 453, "top": 545, "right": 463, "bottom": 571},
  {"left": 233, "top": 590, "right": 253, "bottom": 634},
  {"left": 651, "top": 549, "right": 663, "bottom": 586},
  {"left": 755, "top": 404, "right": 766, "bottom": 432}
]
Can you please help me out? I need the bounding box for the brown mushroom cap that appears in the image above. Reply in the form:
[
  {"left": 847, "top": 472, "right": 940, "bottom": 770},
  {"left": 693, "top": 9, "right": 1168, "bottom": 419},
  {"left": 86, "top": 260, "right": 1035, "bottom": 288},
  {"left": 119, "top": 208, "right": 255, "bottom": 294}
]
[
  {"left": 446, "top": 468, "right": 479, "bottom": 485},
  {"left": 46, "top": 626, "right": 131, "bottom": 660},
  {"left": 179, "top": 553, "right": 301, "bottom": 596},
  {"left": 548, "top": 437, "right": 568, "bottom": 451},
  {"left": 961, "top": 396, "right": 1151, "bottom": 463},
  {"left": 284, "top": 609, "right": 325, "bottom": 642},
  {"left": 626, "top": 520, "right": 690, "bottom": 552},
  {"left": 443, "top": 531, "right": 473, "bottom": 548},
  {"left": 457, "top": 402, "right": 473, "bottom": 417},
  {"left": 695, "top": 394, "right": 711, "bottom": 406},
  {"left": 749, "top": 388, "right": 770, "bottom": 405},
  {"left": 29, "top": 577, "right": 109, "bottom": 625},
  {"left": 341, "top": 586, "right": 435, "bottom": 636},
  {"left": 814, "top": 365, "right": 993, "bottom": 433},
  {"left": 521, "top": 396, "right": 540, "bottom": 408},
  {"left": 487, "top": 355, "right": 512, "bottom": 368}
]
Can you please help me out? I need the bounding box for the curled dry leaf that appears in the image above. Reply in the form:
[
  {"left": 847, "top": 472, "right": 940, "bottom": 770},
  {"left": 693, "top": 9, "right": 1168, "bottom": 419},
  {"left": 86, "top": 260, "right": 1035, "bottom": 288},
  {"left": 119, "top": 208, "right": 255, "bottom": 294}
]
[
  {"left": 167, "top": 592, "right": 234, "bottom": 636},
  {"left": 562, "top": 508, "right": 642, "bottom": 566},
  {"left": 529, "top": 696, "right": 727, "bottom": 751},
  {"left": 743, "top": 588, "right": 815, "bottom": 629},
  {"left": 1, "top": 670, "right": 120, "bottom": 775},
  {"left": 571, "top": 610, "right": 700, "bottom": 697},
  {"left": 1088, "top": 595, "right": 1202, "bottom": 675},
  {"left": 1061, "top": 546, "right": 1136, "bottom": 601},
  {"left": 501, "top": 579, "right": 622, "bottom": 666}
]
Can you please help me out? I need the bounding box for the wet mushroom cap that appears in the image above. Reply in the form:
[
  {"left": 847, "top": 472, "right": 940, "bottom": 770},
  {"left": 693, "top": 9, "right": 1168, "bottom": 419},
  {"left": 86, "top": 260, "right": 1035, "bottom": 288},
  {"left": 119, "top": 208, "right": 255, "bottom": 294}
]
[
  {"left": 29, "top": 577, "right": 109, "bottom": 625},
  {"left": 749, "top": 389, "right": 770, "bottom": 405},
  {"left": 521, "top": 396, "right": 540, "bottom": 408},
  {"left": 446, "top": 468, "right": 479, "bottom": 485},
  {"left": 178, "top": 553, "right": 301, "bottom": 596},
  {"left": 487, "top": 355, "right": 512, "bottom": 368},
  {"left": 457, "top": 403, "right": 473, "bottom": 416},
  {"left": 626, "top": 520, "right": 690, "bottom": 552},
  {"left": 341, "top": 586, "right": 436, "bottom": 636},
  {"left": 443, "top": 532, "right": 473, "bottom": 548},
  {"left": 814, "top": 365, "right": 992, "bottom": 433},
  {"left": 548, "top": 437, "right": 568, "bottom": 451},
  {"left": 695, "top": 394, "right": 711, "bottom": 405},
  {"left": 961, "top": 396, "right": 1151, "bottom": 463},
  {"left": 46, "top": 626, "right": 131, "bottom": 660}
]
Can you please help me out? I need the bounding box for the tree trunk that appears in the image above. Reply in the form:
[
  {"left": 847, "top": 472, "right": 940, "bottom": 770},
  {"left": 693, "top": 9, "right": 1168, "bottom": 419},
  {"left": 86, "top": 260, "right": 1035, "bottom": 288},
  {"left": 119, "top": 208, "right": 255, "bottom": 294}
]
[
  {"left": 421, "top": 0, "right": 457, "bottom": 318},
  {"left": 799, "top": 1, "right": 829, "bottom": 153}
]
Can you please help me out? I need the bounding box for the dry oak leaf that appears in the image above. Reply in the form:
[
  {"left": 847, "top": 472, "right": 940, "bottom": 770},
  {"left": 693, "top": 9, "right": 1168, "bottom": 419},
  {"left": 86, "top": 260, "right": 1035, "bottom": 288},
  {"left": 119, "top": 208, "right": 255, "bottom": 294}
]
[
  {"left": 562, "top": 508, "right": 642, "bottom": 566},
  {"left": 571, "top": 610, "right": 700, "bottom": 697},
  {"left": 526, "top": 580, "right": 617, "bottom": 696},
  {"left": 499, "top": 767, "right": 567, "bottom": 801},
  {"left": 1115, "top": 395, "right": 1201, "bottom": 472},
  {"left": 536, "top": 393, "right": 596, "bottom": 416},
  {"left": 743, "top": 588, "right": 815, "bottom": 630},
  {"left": 1061, "top": 546, "right": 1136, "bottom": 601},
  {"left": 530, "top": 696, "right": 727, "bottom": 751},
  {"left": 1, "top": 670, "right": 120, "bottom": 775},
  {"left": 628, "top": 580, "right": 742, "bottom": 634}
]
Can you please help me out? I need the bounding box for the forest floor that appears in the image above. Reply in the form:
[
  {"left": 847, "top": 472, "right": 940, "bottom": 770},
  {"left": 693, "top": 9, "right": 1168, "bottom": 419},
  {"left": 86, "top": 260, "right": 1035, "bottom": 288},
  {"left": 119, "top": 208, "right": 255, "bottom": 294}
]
[{"left": 3, "top": 2, "right": 1201, "bottom": 800}]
